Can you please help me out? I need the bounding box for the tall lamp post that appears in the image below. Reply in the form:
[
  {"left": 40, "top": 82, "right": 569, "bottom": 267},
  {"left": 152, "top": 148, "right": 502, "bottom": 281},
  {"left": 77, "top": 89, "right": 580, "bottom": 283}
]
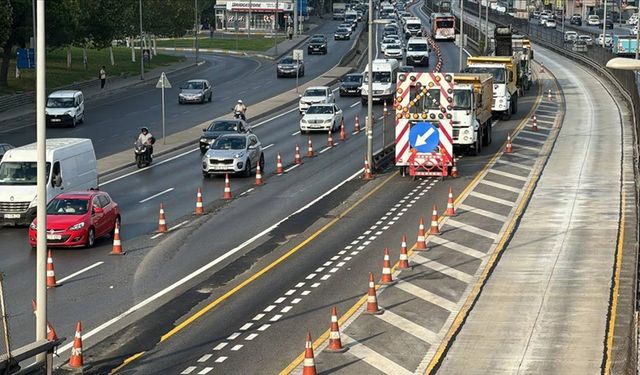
[
  {"left": 459, "top": 0, "right": 465, "bottom": 71},
  {"left": 139, "top": 0, "right": 144, "bottom": 80},
  {"left": 195, "top": 0, "right": 200, "bottom": 64}
]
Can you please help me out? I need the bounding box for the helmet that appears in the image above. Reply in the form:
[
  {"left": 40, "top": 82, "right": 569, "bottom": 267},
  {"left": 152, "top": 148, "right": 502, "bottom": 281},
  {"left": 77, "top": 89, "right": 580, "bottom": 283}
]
[
  {"left": 237, "top": 100, "right": 243, "bottom": 104},
  {"left": 141, "top": 127, "right": 149, "bottom": 133}
]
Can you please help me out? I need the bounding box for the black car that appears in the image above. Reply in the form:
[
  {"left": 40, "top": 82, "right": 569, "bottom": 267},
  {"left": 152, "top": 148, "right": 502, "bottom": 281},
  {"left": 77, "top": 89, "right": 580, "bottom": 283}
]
[
  {"left": 570, "top": 14, "right": 582, "bottom": 26},
  {"left": 276, "top": 56, "right": 305, "bottom": 78},
  {"left": 334, "top": 27, "right": 352, "bottom": 40},
  {"left": 0, "top": 143, "right": 13, "bottom": 161},
  {"left": 604, "top": 19, "right": 614, "bottom": 29},
  {"left": 307, "top": 37, "right": 328, "bottom": 54},
  {"left": 339, "top": 73, "right": 363, "bottom": 96},
  {"left": 199, "top": 119, "right": 251, "bottom": 152}
]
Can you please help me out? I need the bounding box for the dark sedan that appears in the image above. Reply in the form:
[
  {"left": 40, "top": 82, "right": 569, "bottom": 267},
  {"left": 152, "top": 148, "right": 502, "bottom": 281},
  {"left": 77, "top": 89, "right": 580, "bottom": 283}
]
[
  {"left": 307, "top": 37, "right": 328, "bottom": 54},
  {"left": 339, "top": 73, "right": 363, "bottom": 96},
  {"left": 276, "top": 56, "right": 305, "bottom": 78},
  {"left": 199, "top": 119, "right": 251, "bottom": 152}
]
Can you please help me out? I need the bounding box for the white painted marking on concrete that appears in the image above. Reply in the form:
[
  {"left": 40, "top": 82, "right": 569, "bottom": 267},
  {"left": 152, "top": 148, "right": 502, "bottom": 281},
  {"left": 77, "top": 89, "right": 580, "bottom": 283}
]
[
  {"left": 275, "top": 297, "right": 286, "bottom": 304},
  {"left": 150, "top": 232, "right": 163, "bottom": 240},
  {"left": 264, "top": 305, "right": 276, "bottom": 312},
  {"left": 252, "top": 107, "right": 298, "bottom": 128},
  {"left": 197, "top": 367, "right": 213, "bottom": 374},
  {"left": 295, "top": 282, "right": 305, "bottom": 288},
  {"left": 285, "top": 289, "right": 296, "bottom": 296},
  {"left": 321, "top": 274, "right": 331, "bottom": 280},
  {"left": 291, "top": 298, "right": 302, "bottom": 304},
  {"left": 181, "top": 366, "right": 197, "bottom": 374},
  {"left": 324, "top": 260, "right": 334, "bottom": 266},
  {"left": 281, "top": 306, "right": 293, "bottom": 313},
  {"left": 311, "top": 283, "right": 321, "bottom": 288},
  {"left": 102, "top": 149, "right": 199, "bottom": 186},
  {"left": 350, "top": 101, "right": 360, "bottom": 108},
  {"left": 336, "top": 261, "right": 346, "bottom": 267},
  {"left": 253, "top": 313, "right": 265, "bottom": 321},
  {"left": 319, "top": 147, "right": 331, "bottom": 154},
  {"left": 315, "top": 267, "right": 326, "bottom": 272},
  {"left": 57, "top": 261, "right": 104, "bottom": 284},
  {"left": 376, "top": 310, "right": 440, "bottom": 343},
  {"left": 511, "top": 143, "right": 541, "bottom": 152},
  {"left": 139, "top": 187, "right": 175, "bottom": 203},
  {"left": 231, "top": 344, "right": 243, "bottom": 351},
  {"left": 214, "top": 342, "right": 228, "bottom": 350},
  {"left": 487, "top": 169, "right": 528, "bottom": 182},
  {"left": 504, "top": 152, "right": 538, "bottom": 161},
  {"left": 520, "top": 129, "right": 548, "bottom": 137},
  {"left": 480, "top": 180, "right": 522, "bottom": 194},
  {"left": 197, "top": 354, "right": 212, "bottom": 362},
  {"left": 340, "top": 335, "right": 413, "bottom": 375},
  {"left": 258, "top": 324, "right": 270, "bottom": 331},
  {"left": 240, "top": 323, "right": 253, "bottom": 331},
  {"left": 396, "top": 280, "right": 457, "bottom": 311},
  {"left": 292, "top": 130, "right": 301, "bottom": 136},
  {"left": 301, "top": 290, "right": 311, "bottom": 296},
  {"left": 215, "top": 357, "right": 227, "bottom": 363},
  {"left": 329, "top": 267, "right": 339, "bottom": 273},
  {"left": 306, "top": 273, "right": 317, "bottom": 280},
  {"left": 458, "top": 204, "right": 509, "bottom": 222},
  {"left": 262, "top": 143, "right": 275, "bottom": 150},
  {"left": 517, "top": 135, "right": 547, "bottom": 145},
  {"left": 412, "top": 254, "right": 475, "bottom": 283},
  {"left": 428, "top": 236, "right": 486, "bottom": 259},
  {"left": 284, "top": 164, "right": 300, "bottom": 173},
  {"left": 469, "top": 191, "right": 516, "bottom": 206},
  {"left": 245, "top": 333, "right": 259, "bottom": 340},
  {"left": 270, "top": 314, "right": 283, "bottom": 322},
  {"left": 446, "top": 219, "right": 498, "bottom": 240}
]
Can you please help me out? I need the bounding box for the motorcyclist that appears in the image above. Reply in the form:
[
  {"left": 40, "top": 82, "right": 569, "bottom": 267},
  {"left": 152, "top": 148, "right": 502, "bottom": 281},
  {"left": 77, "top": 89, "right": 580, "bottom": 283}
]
[
  {"left": 233, "top": 99, "right": 247, "bottom": 120},
  {"left": 137, "top": 127, "right": 154, "bottom": 157}
]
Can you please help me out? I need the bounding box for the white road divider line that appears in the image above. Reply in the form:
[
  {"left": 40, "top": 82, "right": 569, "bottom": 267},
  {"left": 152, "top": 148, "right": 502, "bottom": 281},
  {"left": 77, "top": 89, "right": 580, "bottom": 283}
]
[
  {"left": 57, "top": 262, "right": 104, "bottom": 284},
  {"left": 284, "top": 164, "right": 300, "bottom": 173},
  {"left": 262, "top": 143, "right": 275, "bottom": 151},
  {"left": 350, "top": 102, "right": 360, "bottom": 108},
  {"left": 251, "top": 107, "right": 298, "bottom": 128},
  {"left": 139, "top": 188, "right": 175, "bottom": 203},
  {"left": 56, "top": 168, "right": 364, "bottom": 355},
  {"left": 291, "top": 130, "right": 301, "bottom": 136},
  {"left": 102, "top": 148, "right": 199, "bottom": 186}
]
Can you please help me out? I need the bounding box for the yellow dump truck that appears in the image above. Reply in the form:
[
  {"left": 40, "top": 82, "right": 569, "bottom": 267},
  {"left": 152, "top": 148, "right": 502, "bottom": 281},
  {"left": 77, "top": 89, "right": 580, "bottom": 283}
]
[
  {"left": 465, "top": 56, "right": 520, "bottom": 119},
  {"left": 451, "top": 73, "right": 494, "bottom": 155}
]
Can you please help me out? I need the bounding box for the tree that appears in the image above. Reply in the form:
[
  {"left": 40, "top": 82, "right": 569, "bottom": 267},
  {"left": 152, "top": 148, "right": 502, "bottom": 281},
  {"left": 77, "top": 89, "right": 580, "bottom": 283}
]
[
  {"left": 143, "top": 0, "right": 197, "bottom": 37},
  {"left": 0, "top": 0, "right": 31, "bottom": 88},
  {"left": 0, "top": 0, "right": 12, "bottom": 49}
]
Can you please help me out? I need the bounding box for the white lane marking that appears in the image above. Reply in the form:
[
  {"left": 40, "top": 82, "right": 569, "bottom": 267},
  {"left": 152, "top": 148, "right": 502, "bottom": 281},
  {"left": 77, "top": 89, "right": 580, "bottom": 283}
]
[
  {"left": 487, "top": 169, "right": 528, "bottom": 182},
  {"left": 251, "top": 107, "right": 298, "bottom": 128},
  {"left": 284, "top": 164, "right": 300, "bottom": 173},
  {"left": 56, "top": 167, "right": 365, "bottom": 355},
  {"left": 227, "top": 332, "right": 241, "bottom": 340},
  {"left": 139, "top": 188, "right": 175, "bottom": 203},
  {"left": 262, "top": 143, "right": 275, "bottom": 150},
  {"left": 412, "top": 254, "right": 475, "bottom": 283},
  {"left": 231, "top": 345, "right": 243, "bottom": 351},
  {"left": 458, "top": 204, "right": 509, "bottom": 222},
  {"left": 494, "top": 159, "right": 532, "bottom": 170},
  {"left": 275, "top": 297, "right": 286, "bottom": 303},
  {"left": 181, "top": 366, "right": 197, "bottom": 374},
  {"left": 245, "top": 333, "right": 259, "bottom": 340},
  {"left": 214, "top": 357, "right": 227, "bottom": 363},
  {"left": 292, "top": 130, "right": 301, "bottom": 136},
  {"left": 239, "top": 188, "right": 255, "bottom": 197},
  {"left": 340, "top": 335, "right": 413, "bottom": 375},
  {"left": 520, "top": 129, "right": 548, "bottom": 137},
  {"left": 395, "top": 280, "right": 457, "bottom": 311},
  {"left": 350, "top": 101, "right": 360, "bottom": 108},
  {"left": 291, "top": 298, "right": 302, "bottom": 304},
  {"left": 445, "top": 219, "right": 498, "bottom": 240},
  {"left": 239, "top": 323, "right": 253, "bottom": 331},
  {"left": 479, "top": 180, "right": 522, "bottom": 194},
  {"left": 264, "top": 305, "right": 276, "bottom": 312},
  {"left": 213, "top": 342, "right": 228, "bottom": 350},
  {"left": 428, "top": 236, "right": 486, "bottom": 259},
  {"left": 510, "top": 143, "right": 541, "bottom": 152},
  {"left": 57, "top": 261, "right": 104, "bottom": 284},
  {"left": 197, "top": 354, "right": 212, "bottom": 362},
  {"left": 319, "top": 146, "right": 331, "bottom": 154},
  {"left": 284, "top": 289, "right": 296, "bottom": 296},
  {"left": 258, "top": 324, "right": 270, "bottom": 331},
  {"left": 376, "top": 310, "right": 440, "bottom": 343},
  {"left": 517, "top": 135, "right": 547, "bottom": 145},
  {"left": 102, "top": 148, "right": 199, "bottom": 186},
  {"left": 198, "top": 367, "right": 213, "bottom": 374},
  {"left": 281, "top": 306, "right": 293, "bottom": 313},
  {"left": 253, "top": 313, "right": 265, "bottom": 321}
]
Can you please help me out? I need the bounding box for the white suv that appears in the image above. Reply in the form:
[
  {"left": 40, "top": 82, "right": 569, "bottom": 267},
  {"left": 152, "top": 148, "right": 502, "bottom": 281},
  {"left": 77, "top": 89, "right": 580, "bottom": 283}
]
[
  {"left": 587, "top": 15, "right": 600, "bottom": 26},
  {"left": 298, "top": 86, "right": 335, "bottom": 114}
]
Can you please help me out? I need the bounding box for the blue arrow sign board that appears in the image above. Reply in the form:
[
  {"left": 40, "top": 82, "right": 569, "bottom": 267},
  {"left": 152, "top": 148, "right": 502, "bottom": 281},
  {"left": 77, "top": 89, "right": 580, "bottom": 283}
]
[
  {"left": 16, "top": 48, "right": 35, "bottom": 69},
  {"left": 409, "top": 122, "right": 439, "bottom": 153}
]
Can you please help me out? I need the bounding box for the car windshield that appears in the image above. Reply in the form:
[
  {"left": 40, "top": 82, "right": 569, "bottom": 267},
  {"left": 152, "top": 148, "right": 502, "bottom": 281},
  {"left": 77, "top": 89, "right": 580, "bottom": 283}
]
[
  {"left": 337, "top": 28, "right": 349, "bottom": 32},
  {"left": 344, "top": 75, "right": 362, "bottom": 83},
  {"left": 181, "top": 82, "right": 204, "bottom": 90},
  {"left": 407, "top": 23, "right": 422, "bottom": 29},
  {"left": 306, "top": 105, "right": 333, "bottom": 114},
  {"left": 0, "top": 161, "right": 50, "bottom": 186},
  {"left": 280, "top": 57, "right": 295, "bottom": 64},
  {"left": 310, "top": 38, "right": 324, "bottom": 43},
  {"left": 363, "top": 71, "right": 392, "bottom": 83},
  {"left": 212, "top": 137, "right": 247, "bottom": 150},
  {"left": 387, "top": 44, "right": 401, "bottom": 49},
  {"left": 383, "top": 38, "right": 396, "bottom": 43},
  {"left": 208, "top": 121, "right": 239, "bottom": 132},
  {"left": 304, "top": 89, "right": 327, "bottom": 97},
  {"left": 466, "top": 67, "right": 506, "bottom": 84},
  {"left": 46, "top": 198, "right": 89, "bottom": 215},
  {"left": 452, "top": 89, "right": 472, "bottom": 110},
  {"left": 407, "top": 43, "right": 428, "bottom": 51},
  {"left": 579, "top": 35, "right": 590, "bottom": 40},
  {"left": 46, "top": 97, "right": 75, "bottom": 108}
]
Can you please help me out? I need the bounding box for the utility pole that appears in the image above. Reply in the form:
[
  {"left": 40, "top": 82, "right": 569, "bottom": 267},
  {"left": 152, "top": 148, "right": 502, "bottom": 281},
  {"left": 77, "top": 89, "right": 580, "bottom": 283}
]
[
  {"left": 274, "top": 0, "right": 279, "bottom": 55},
  {"left": 602, "top": 0, "right": 607, "bottom": 49},
  {"left": 31, "top": 0, "right": 36, "bottom": 48},
  {"left": 139, "top": 0, "right": 144, "bottom": 80},
  {"left": 249, "top": 0, "right": 252, "bottom": 36},
  {"left": 35, "top": 0, "right": 48, "bottom": 369},
  {"left": 459, "top": 0, "right": 464, "bottom": 71},
  {"left": 636, "top": 6, "right": 639, "bottom": 59},
  {"left": 195, "top": 0, "right": 200, "bottom": 64},
  {"left": 367, "top": 0, "right": 374, "bottom": 170},
  {"left": 294, "top": 0, "right": 299, "bottom": 35},
  {"left": 485, "top": 0, "right": 489, "bottom": 54}
]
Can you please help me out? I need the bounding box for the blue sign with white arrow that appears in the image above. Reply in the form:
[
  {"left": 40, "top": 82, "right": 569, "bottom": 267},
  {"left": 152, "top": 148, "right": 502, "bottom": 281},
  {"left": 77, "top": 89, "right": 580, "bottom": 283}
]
[{"left": 409, "top": 122, "right": 439, "bottom": 153}]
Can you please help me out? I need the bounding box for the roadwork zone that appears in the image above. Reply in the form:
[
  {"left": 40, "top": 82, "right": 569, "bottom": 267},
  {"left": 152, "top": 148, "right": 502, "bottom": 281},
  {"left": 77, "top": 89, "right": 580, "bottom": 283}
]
[{"left": 285, "top": 69, "right": 562, "bottom": 374}]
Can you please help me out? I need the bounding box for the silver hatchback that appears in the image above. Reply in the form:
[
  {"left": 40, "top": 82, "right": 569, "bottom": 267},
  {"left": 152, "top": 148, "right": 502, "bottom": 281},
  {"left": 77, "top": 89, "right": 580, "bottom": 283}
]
[{"left": 202, "top": 134, "right": 264, "bottom": 177}]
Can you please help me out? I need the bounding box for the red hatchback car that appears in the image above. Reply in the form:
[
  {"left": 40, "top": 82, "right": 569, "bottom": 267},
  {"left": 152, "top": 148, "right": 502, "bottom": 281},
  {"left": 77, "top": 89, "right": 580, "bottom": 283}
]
[{"left": 29, "top": 191, "right": 120, "bottom": 248}]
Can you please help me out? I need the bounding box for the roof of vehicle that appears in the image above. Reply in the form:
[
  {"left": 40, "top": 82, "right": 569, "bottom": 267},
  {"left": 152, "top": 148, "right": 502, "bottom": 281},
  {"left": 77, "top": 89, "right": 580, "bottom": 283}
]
[
  {"left": 48, "top": 90, "right": 82, "bottom": 98},
  {"left": 304, "top": 86, "right": 330, "bottom": 92},
  {"left": 186, "top": 79, "right": 208, "bottom": 83},
  {"left": 565, "top": 30, "right": 578, "bottom": 34},
  {"left": 217, "top": 133, "right": 251, "bottom": 139},
  {"left": 407, "top": 37, "right": 429, "bottom": 43},
  {"left": 345, "top": 73, "right": 363, "bottom": 77},
  {"left": 54, "top": 190, "right": 103, "bottom": 200},
  {"left": 307, "top": 103, "right": 334, "bottom": 108},
  {"left": 2, "top": 138, "right": 94, "bottom": 162}
]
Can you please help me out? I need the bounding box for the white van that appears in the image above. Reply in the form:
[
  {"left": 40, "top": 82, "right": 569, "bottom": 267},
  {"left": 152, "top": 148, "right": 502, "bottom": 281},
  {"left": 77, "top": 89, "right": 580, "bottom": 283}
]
[
  {"left": 361, "top": 58, "right": 400, "bottom": 103},
  {"left": 406, "top": 37, "right": 430, "bottom": 67},
  {"left": 45, "top": 90, "right": 85, "bottom": 127},
  {"left": 0, "top": 138, "right": 98, "bottom": 225}
]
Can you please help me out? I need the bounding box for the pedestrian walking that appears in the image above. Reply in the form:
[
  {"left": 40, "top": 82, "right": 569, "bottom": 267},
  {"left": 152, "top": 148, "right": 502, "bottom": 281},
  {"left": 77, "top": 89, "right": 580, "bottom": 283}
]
[
  {"left": 99, "top": 66, "right": 106, "bottom": 89},
  {"left": 287, "top": 25, "right": 293, "bottom": 40}
]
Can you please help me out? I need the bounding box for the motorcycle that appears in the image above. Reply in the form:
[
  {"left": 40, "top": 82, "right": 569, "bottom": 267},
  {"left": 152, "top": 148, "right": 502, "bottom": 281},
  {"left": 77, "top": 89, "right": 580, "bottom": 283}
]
[
  {"left": 134, "top": 139, "right": 153, "bottom": 168},
  {"left": 233, "top": 109, "right": 246, "bottom": 121}
]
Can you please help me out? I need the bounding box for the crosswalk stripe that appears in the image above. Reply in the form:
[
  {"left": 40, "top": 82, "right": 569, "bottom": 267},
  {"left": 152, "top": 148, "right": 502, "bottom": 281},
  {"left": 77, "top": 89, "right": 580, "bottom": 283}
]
[
  {"left": 341, "top": 335, "right": 413, "bottom": 375},
  {"left": 412, "top": 254, "right": 475, "bottom": 283},
  {"left": 480, "top": 179, "right": 522, "bottom": 194},
  {"left": 395, "top": 280, "right": 457, "bottom": 311},
  {"left": 445, "top": 219, "right": 499, "bottom": 240},
  {"left": 469, "top": 191, "right": 516, "bottom": 207},
  {"left": 517, "top": 135, "right": 547, "bottom": 144},
  {"left": 458, "top": 203, "right": 509, "bottom": 221},
  {"left": 428, "top": 236, "right": 487, "bottom": 259},
  {"left": 487, "top": 169, "right": 528, "bottom": 181},
  {"left": 376, "top": 310, "right": 440, "bottom": 343},
  {"left": 495, "top": 159, "right": 532, "bottom": 170},
  {"left": 510, "top": 143, "right": 540, "bottom": 152}
]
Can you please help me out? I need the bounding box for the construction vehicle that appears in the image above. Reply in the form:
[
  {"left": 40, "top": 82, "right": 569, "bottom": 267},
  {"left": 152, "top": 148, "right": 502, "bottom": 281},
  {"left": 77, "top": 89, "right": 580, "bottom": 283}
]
[
  {"left": 512, "top": 36, "right": 533, "bottom": 91},
  {"left": 465, "top": 56, "right": 519, "bottom": 119},
  {"left": 450, "top": 73, "right": 494, "bottom": 155},
  {"left": 494, "top": 26, "right": 513, "bottom": 57},
  {"left": 333, "top": 2, "right": 347, "bottom": 20}
]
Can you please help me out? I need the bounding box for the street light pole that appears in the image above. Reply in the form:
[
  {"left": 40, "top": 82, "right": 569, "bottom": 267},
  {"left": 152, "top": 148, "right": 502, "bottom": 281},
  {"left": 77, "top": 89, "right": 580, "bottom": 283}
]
[
  {"left": 294, "top": 0, "right": 299, "bottom": 35},
  {"left": 636, "top": 6, "right": 639, "bottom": 59},
  {"left": 139, "top": 0, "right": 144, "bottom": 80},
  {"left": 485, "top": 0, "right": 489, "bottom": 54},
  {"left": 459, "top": 0, "right": 464, "bottom": 71},
  {"left": 602, "top": 0, "right": 607, "bottom": 49},
  {"left": 195, "top": 0, "right": 199, "bottom": 64},
  {"left": 367, "top": 0, "right": 374, "bottom": 170},
  {"left": 35, "top": 0, "right": 47, "bottom": 368}
]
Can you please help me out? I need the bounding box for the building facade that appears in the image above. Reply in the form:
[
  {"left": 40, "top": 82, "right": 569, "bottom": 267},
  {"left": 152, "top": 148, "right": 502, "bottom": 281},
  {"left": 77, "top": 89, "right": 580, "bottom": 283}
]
[{"left": 214, "top": 0, "right": 296, "bottom": 31}]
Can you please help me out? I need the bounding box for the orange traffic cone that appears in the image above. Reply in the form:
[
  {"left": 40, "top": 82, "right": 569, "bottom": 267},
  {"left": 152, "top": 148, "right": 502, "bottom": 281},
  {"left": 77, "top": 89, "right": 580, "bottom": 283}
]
[
  {"left": 532, "top": 115, "right": 538, "bottom": 132},
  {"left": 451, "top": 158, "right": 458, "bottom": 178},
  {"left": 195, "top": 187, "right": 204, "bottom": 215},
  {"left": 110, "top": 221, "right": 125, "bottom": 255},
  {"left": 547, "top": 89, "right": 552, "bottom": 101},
  {"left": 223, "top": 174, "right": 232, "bottom": 200},
  {"left": 381, "top": 248, "right": 394, "bottom": 284},
  {"left": 416, "top": 217, "right": 427, "bottom": 250},
  {"left": 302, "top": 332, "right": 317, "bottom": 375},
  {"left": 276, "top": 153, "right": 285, "bottom": 175},
  {"left": 398, "top": 235, "right": 410, "bottom": 269},
  {"left": 47, "top": 321, "right": 58, "bottom": 341},
  {"left": 158, "top": 203, "right": 168, "bottom": 233},
  {"left": 444, "top": 187, "right": 456, "bottom": 216},
  {"left": 46, "top": 250, "right": 59, "bottom": 288},
  {"left": 295, "top": 144, "right": 302, "bottom": 165},
  {"left": 327, "top": 130, "right": 334, "bottom": 147},
  {"left": 255, "top": 163, "right": 264, "bottom": 186},
  {"left": 505, "top": 134, "right": 513, "bottom": 153},
  {"left": 339, "top": 119, "right": 347, "bottom": 141},
  {"left": 354, "top": 115, "right": 361, "bottom": 134},
  {"left": 365, "top": 272, "right": 383, "bottom": 314},
  {"left": 327, "top": 306, "right": 347, "bottom": 352},
  {"left": 306, "top": 137, "right": 314, "bottom": 157},
  {"left": 429, "top": 205, "right": 440, "bottom": 235},
  {"left": 363, "top": 158, "right": 373, "bottom": 180},
  {"left": 68, "top": 321, "right": 84, "bottom": 369}
]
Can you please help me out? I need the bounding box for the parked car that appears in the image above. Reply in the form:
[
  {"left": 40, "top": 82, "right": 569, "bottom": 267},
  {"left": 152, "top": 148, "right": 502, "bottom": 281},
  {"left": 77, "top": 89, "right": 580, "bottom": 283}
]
[
  {"left": 339, "top": 73, "right": 363, "bottom": 96},
  {"left": 299, "top": 86, "right": 335, "bottom": 113},
  {"left": 202, "top": 134, "right": 264, "bottom": 177},
  {"left": 0, "top": 143, "right": 13, "bottom": 162},
  {"left": 276, "top": 56, "right": 305, "bottom": 77},
  {"left": 199, "top": 119, "right": 251, "bottom": 153},
  {"left": 570, "top": 14, "right": 582, "bottom": 26},
  {"left": 572, "top": 39, "right": 589, "bottom": 52},
  {"left": 540, "top": 14, "right": 550, "bottom": 26},
  {"left": 564, "top": 31, "right": 578, "bottom": 43},
  {"left": 28, "top": 191, "right": 120, "bottom": 248},
  {"left": 578, "top": 34, "right": 594, "bottom": 46},
  {"left": 307, "top": 37, "right": 328, "bottom": 54},
  {"left": 587, "top": 14, "right": 600, "bottom": 26},
  {"left": 299, "top": 104, "right": 344, "bottom": 133},
  {"left": 178, "top": 79, "right": 213, "bottom": 104},
  {"left": 334, "top": 27, "right": 352, "bottom": 40}
]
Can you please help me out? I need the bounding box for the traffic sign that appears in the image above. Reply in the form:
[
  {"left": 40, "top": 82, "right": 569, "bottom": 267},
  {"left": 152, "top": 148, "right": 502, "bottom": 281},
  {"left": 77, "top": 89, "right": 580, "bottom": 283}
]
[
  {"left": 155, "top": 72, "right": 171, "bottom": 89},
  {"left": 293, "top": 49, "right": 304, "bottom": 61},
  {"left": 16, "top": 48, "right": 35, "bottom": 69},
  {"left": 409, "top": 122, "right": 439, "bottom": 153}
]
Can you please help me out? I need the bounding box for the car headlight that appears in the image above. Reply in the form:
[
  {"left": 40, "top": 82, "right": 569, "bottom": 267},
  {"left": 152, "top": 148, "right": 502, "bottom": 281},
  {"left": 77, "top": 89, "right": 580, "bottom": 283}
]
[
  {"left": 30, "top": 222, "right": 37, "bottom": 230},
  {"left": 301, "top": 119, "right": 308, "bottom": 124},
  {"left": 324, "top": 119, "right": 332, "bottom": 123},
  {"left": 69, "top": 222, "right": 85, "bottom": 231},
  {"left": 200, "top": 137, "right": 209, "bottom": 143},
  {"left": 320, "top": 44, "right": 326, "bottom": 47},
  {"left": 462, "top": 129, "right": 470, "bottom": 135},
  {"left": 65, "top": 110, "right": 74, "bottom": 116},
  {"left": 179, "top": 93, "right": 185, "bottom": 97},
  {"left": 234, "top": 152, "right": 245, "bottom": 158},
  {"left": 202, "top": 161, "right": 208, "bottom": 169}
]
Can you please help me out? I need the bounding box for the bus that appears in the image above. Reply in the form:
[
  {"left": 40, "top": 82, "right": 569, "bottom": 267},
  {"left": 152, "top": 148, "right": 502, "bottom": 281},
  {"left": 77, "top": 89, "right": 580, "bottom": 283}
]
[{"left": 431, "top": 12, "right": 456, "bottom": 40}]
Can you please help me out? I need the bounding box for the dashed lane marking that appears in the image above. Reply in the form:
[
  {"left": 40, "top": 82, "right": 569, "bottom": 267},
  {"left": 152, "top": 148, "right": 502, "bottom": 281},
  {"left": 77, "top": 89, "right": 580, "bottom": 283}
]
[
  {"left": 479, "top": 180, "right": 523, "bottom": 194},
  {"left": 428, "top": 236, "right": 486, "bottom": 259},
  {"left": 263, "top": 143, "right": 275, "bottom": 150},
  {"left": 181, "top": 367, "right": 196, "bottom": 374},
  {"left": 517, "top": 135, "right": 547, "bottom": 144},
  {"left": 412, "top": 254, "right": 475, "bottom": 283},
  {"left": 395, "top": 280, "right": 457, "bottom": 311},
  {"left": 487, "top": 169, "right": 529, "bottom": 182},
  {"left": 468, "top": 191, "right": 516, "bottom": 207},
  {"left": 494, "top": 159, "right": 532, "bottom": 170},
  {"left": 376, "top": 310, "right": 440, "bottom": 343},
  {"left": 57, "top": 261, "right": 104, "bottom": 284},
  {"left": 284, "top": 164, "right": 300, "bottom": 173},
  {"left": 510, "top": 143, "right": 541, "bottom": 152},
  {"left": 197, "top": 367, "right": 213, "bottom": 374},
  {"left": 197, "top": 354, "right": 212, "bottom": 362},
  {"left": 520, "top": 129, "right": 548, "bottom": 137},
  {"left": 350, "top": 101, "right": 360, "bottom": 108},
  {"left": 341, "top": 335, "right": 413, "bottom": 375},
  {"left": 458, "top": 203, "right": 509, "bottom": 222}
]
